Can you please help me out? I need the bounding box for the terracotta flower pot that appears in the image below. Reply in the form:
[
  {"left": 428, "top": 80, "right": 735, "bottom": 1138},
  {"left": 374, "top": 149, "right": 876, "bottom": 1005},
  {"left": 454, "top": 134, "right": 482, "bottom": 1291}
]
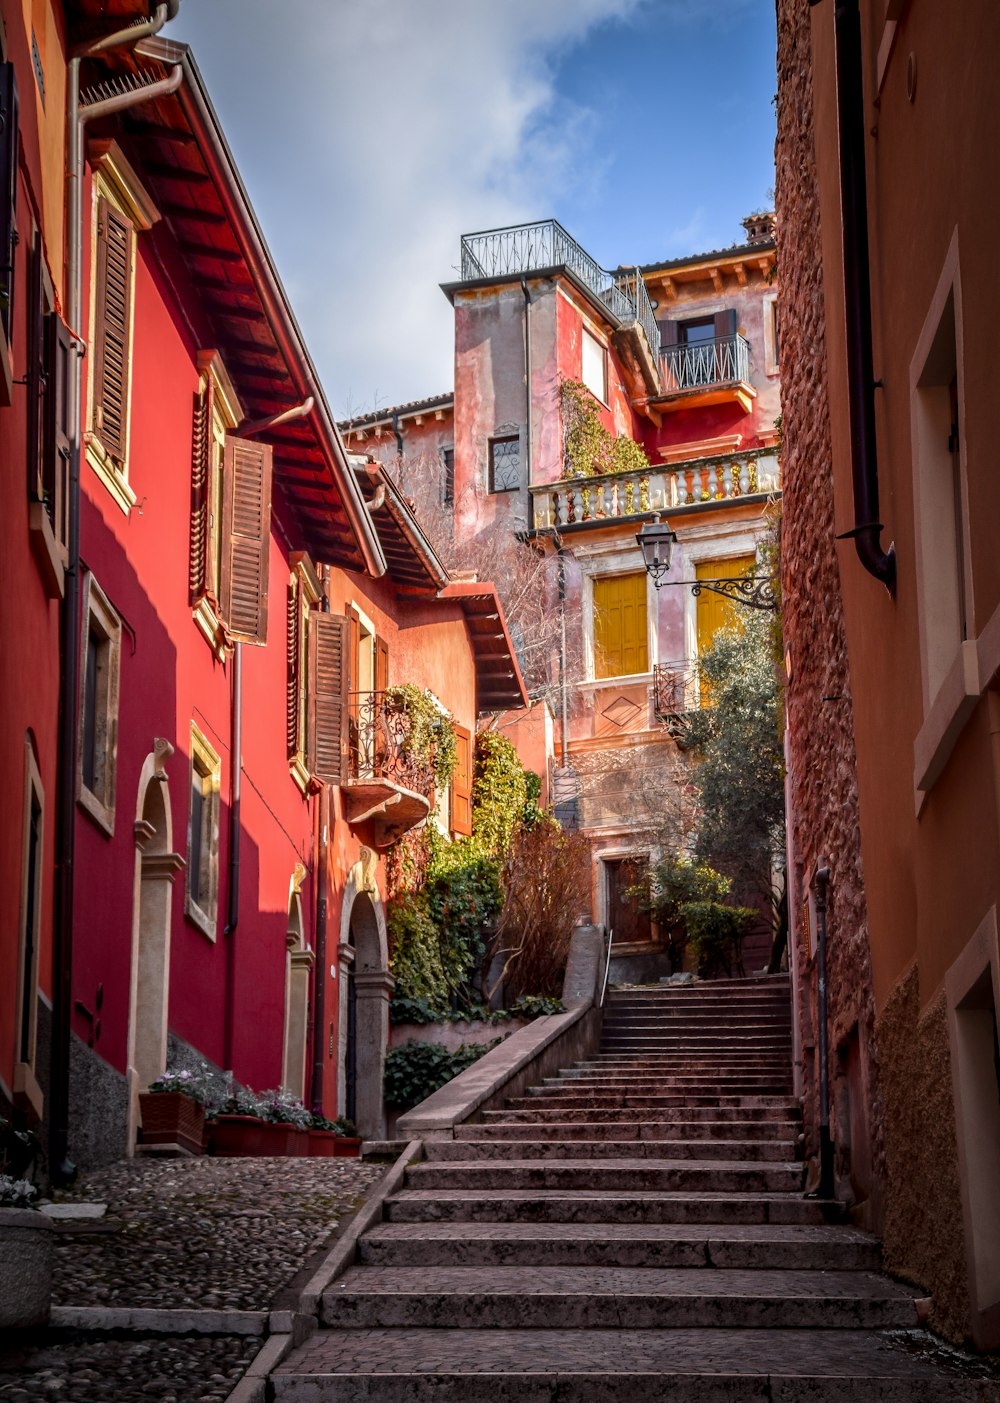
[
  {"left": 208, "top": 1113, "right": 266, "bottom": 1157},
  {"left": 308, "top": 1129, "right": 336, "bottom": 1157},
  {"left": 138, "top": 1090, "right": 205, "bottom": 1155},
  {"left": 333, "top": 1135, "right": 363, "bottom": 1158}
]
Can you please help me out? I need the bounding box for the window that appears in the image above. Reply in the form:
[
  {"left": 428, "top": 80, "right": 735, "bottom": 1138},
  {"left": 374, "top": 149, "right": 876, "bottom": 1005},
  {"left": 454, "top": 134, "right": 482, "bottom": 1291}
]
[
  {"left": 442, "top": 447, "right": 455, "bottom": 505},
  {"left": 0, "top": 60, "right": 19, "bottom": 404},
  {"left": 763, "top": 293, "right": 780, "bottom": 374},
  {"left": 489, "top": 433, "right": 520, "bottom": 493},
  {"left": 27, "top": 229, "right": 72, "bottom": 595},
  {"left": 660, "top": 310, "right": 740, "bottom": 390},
  {"left": 450, "top": 724, "right": 472, "bottom": 837},
  {"left": 186, "top": 723, "right": 221, "bottom": 939},
  {"left": 190, "top": 352, "right": 273, "bottom": 653},
  {"left": 85, "top": 141, "right": 159, "bottom": 513},
  {"left": 16, "top": 736, "right": 44, "bottom": 1117},
  {"left": 287, "top": 554, "right": 322, "bottom": 792},
  {"left": 581, "top": 326, "right": 608, "bottom": 403},
  {"left": 77, "top": 573, "right": 122, "bottom": 836},
  {"left": 593, "top": 571, "right": 648, "bottom": 679},
  {"left": 307, "top": 613, "right": 351, "bottom": 784},
  {"left": 695, "top": 556, "right": 755, "bottom": 657}
]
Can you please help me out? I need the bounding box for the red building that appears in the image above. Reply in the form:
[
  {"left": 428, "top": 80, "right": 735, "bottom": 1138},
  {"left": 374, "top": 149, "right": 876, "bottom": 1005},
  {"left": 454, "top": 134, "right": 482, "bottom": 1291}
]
[{"left": 2, "top": 7, "right": 524, "bottom": 1172}]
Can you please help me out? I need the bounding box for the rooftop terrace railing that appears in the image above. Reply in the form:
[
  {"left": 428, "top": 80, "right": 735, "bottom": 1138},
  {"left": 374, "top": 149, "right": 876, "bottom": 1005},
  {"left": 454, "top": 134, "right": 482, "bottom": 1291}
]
[
  {"left": 460, "top": 219, "right": 660, "bottom": 360},
  {"left": 660, "top": 333, "right": 751, "bottom": 395}
]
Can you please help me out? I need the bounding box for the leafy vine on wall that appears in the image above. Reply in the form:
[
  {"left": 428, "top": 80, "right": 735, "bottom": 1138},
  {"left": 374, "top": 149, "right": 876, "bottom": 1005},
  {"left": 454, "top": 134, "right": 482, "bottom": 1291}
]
[{"left": 561, "top": 378, "right": 651, "bottom": 480}]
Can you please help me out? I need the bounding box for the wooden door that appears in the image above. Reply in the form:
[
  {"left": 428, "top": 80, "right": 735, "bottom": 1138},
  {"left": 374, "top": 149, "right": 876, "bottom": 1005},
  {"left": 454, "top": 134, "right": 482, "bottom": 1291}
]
[{"left": 606, "top": 857, "right": 651, "bottom": 945}]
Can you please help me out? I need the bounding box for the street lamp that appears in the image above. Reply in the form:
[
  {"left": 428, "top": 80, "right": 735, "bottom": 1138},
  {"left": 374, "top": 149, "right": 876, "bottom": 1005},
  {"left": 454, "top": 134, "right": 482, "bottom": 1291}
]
[{"left": 636, "top": 516, "right": 779, "bottom": 612}]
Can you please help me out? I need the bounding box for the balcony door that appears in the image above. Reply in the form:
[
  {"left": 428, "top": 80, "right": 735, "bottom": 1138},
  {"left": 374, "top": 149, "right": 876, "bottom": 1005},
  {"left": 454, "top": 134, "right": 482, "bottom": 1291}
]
[{"left": 606, "top": 856, "right": 651, "bottom": 946}]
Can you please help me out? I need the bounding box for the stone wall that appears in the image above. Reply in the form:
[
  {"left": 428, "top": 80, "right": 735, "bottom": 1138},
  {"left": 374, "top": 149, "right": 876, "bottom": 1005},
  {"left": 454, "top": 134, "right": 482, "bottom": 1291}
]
[
  {"left": 774, "top": 0, "right": 886, "bottom": 1222},
  {"left": 876, "top": 967, "right": 969, "bottom": 1341}
]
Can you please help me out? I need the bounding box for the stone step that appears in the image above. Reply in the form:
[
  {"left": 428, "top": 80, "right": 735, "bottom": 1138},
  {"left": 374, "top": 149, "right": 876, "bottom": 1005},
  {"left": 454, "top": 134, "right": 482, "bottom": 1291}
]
[
  {"left": 460, "top": 1119, "right": 799, "bottom": 1141},
  {"left": 600, "top": 1036, "right": 792, "bottom": 1048},
  {"left": 384, "top": 1189, "right": 845, "bottom": 1226},
  {"left": 273, "top": 1326, "right": 992, "bottom": 1403},
  {"left": 405, "top": 1158, "right": 804, "bottom": 1194},
  {"left": 527, "top": 1083, "right": 795, "bottom": 1098},
  {"left": 423, "top": 1138, "right": 798, "bottom": 1163},
  {"left": 483, "top": 1105, "right": 801, "bottom": 1124},
  {"left": 358, "top": 1221, "right": 881, "bottom": 1271},
  {"left": 505, "top": 1094, "right": 798, "bottom": 1110},
  {"left": 541, "top": 1075, "right": 794, "bottom": 1089},
  {"left": 319, "top": 1265, "right": 917, "bottom": 1331}
]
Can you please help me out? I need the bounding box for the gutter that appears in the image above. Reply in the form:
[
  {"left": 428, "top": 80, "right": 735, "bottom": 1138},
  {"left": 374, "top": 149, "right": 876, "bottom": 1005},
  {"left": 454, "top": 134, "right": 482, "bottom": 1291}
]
[
  {"left": 817, "top": 0, "right": 896, "bottom": 593},
  {"left": 50, "top": 3, "right": 181, "bottom": 1186},
  {"left": 141, "top": 38, "right": 387, "bottom": 580}
]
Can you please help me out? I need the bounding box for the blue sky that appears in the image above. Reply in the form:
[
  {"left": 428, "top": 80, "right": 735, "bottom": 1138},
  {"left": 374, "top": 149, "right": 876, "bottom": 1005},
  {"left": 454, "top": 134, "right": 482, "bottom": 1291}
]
[{"left": 165, "top": 0, "right": 777, "bottom": 417}]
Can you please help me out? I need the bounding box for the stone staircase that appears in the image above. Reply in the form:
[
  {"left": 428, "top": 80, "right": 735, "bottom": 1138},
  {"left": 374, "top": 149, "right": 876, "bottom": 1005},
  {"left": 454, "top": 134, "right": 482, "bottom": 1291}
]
[{"left": 275, "top": 973, "right": 995, "bottom": 1400}]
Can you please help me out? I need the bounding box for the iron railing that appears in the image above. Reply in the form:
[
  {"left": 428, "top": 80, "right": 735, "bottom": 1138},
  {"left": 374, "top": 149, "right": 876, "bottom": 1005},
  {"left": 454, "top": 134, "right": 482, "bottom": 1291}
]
[
  {"left": 460, "top": 219, "right": 660, "bottom": 360},
  {"left": 530, "top": 451, "right": 780, "bottom": 531},
  {"left": 348, "top": 690, "right": 435, "bottom": 797},
  {"left": 660, "top": 332, "right": 751, "bottom": 394},
  {"left": 652, "top": 662, "right": 697, "bottom": 747}
]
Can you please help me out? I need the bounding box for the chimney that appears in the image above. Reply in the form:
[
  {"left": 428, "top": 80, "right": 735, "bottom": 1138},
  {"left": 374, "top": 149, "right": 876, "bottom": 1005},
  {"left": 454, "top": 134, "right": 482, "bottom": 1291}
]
[{"left": 742, "top": 211, "right": 777, "bottom": 246}]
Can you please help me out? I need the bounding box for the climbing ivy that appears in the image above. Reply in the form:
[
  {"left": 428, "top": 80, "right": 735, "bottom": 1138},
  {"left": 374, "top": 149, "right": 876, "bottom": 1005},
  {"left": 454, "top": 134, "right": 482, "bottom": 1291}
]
[
  {"left": 561, "top": 379, "right": 651, "bottom": 480},
  {"left": 385, "top": 683, "right": 457, "bottom": 790},
  {"left": 384, "top": 1038, "right": 501, "bottom": 1110}
]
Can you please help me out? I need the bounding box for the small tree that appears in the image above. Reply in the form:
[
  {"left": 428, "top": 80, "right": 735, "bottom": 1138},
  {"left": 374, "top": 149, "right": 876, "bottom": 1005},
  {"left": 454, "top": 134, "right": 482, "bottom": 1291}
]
[{"left": 684, "top": 607, "right": 786, "bottom": 962}]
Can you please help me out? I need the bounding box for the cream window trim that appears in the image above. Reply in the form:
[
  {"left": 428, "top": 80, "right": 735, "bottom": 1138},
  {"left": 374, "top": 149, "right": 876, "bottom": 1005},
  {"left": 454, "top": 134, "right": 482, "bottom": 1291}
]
[
  {"left": 88, "top": 139, "right": 161, "bottom": 233},
  {"left": 185, "top": 722, "right": 222, "bottom": 942},
  {"left": 290, "top": 556, "right": 321, "bottom": 793},
  {"left": 85, "top": 436, "right": 137, "bottom": 516},
  {"left": 192, "top": 351, "right": 243, "bottom": 653},
  {"left": 762, "top": 291, "right": 779, "bottom": 377},
  {"left": 580, "top": 552, "right": 657, "bottom": 683},
  {"left": 77, "top": 571, "right": 122, "bottom": 838},
  {"left": 16, "top": 737, "right": 45, "bottom": 1116}
]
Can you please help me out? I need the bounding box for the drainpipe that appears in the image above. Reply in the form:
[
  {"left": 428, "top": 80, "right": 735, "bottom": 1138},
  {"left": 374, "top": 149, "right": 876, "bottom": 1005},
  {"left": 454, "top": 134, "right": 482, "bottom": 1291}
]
[
  {"left": 820, "top": 0, "right": 896, "bottom": 593},
  {"left": 391, "top": 409, "right": 403, "bottom": 461},
  {"left": 520, "top": 278, "right": 533, "bottom": 484},
  {"left": 239, "top": 396, "right": 314, "bottom": 439},
  {"left": 310, "top": 573, "right": 331, "bottom": 1116},
  {"left": 222, "top": 643, "right": 242, "bottom": 1067},
  {"left": 811, "top": 862, "right": 835, "bottom": 1200},
  {"left": 50, "top": 4, "right": 181, "bottom": 1186},
  {"left": 556, "top": 540, "right": 569, "bottom": 768}
]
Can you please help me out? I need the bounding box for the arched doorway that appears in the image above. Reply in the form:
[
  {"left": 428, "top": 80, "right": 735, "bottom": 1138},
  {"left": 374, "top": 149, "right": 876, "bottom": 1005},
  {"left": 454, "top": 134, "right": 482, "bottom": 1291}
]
[
  {"left": 282, "top": 869, "right": 313, "bottom": 1099},
  {"left": 338, "top": 868, "right": 392, "bottom": 1139},
  {"left": 127, "top": 741, "right": 185, "bottom": 1149}
]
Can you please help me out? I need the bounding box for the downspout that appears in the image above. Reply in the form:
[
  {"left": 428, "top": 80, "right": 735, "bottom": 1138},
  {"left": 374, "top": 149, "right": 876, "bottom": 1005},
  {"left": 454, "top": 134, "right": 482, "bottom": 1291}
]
[
  {"left": 222, "top": 643, "right": 241, "bottom": 1067},
  {"left": 51, "top": 5, "right": 180, "bottom": 1185},
  {"left": 821, "top": 0, "right": 896, "bottom": 593},
  {"left": 391, "top": 409, "right": 403, "bottom": 461},
  {"left": 310, "top": 572, "right": 331, "bottom": 1116},
  {"left": 520, "top": 278, "right": 532, "bottom": 483},
  {"left": 557, "top": 540, "right": 569, "bottom": 769}
]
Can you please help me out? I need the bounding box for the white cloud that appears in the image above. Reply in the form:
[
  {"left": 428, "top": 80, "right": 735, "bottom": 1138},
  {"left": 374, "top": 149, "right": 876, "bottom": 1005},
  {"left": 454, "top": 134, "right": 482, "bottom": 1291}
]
[{"left": 168, "top": 0, "right": 647, "bottom": 415}]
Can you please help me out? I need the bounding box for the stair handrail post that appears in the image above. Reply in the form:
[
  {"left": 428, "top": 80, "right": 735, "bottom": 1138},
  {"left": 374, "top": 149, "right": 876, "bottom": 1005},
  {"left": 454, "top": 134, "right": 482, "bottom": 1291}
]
[{"left": 599, "top": 925, "right": 614, "bottom": 1008}]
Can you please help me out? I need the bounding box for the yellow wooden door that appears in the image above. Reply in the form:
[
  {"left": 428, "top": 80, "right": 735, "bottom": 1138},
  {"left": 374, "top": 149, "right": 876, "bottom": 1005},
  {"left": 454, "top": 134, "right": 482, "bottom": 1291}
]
[
  {"left": 696, "top": 555, "right": 755, "bottom": 657},
  {"left": 594, "top": 572, "right": 648, "bottom": 679}
]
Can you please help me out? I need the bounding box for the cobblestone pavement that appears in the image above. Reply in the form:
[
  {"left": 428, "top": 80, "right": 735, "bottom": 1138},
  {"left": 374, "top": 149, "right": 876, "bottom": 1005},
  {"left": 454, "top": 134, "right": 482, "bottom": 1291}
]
[
  {"left": 0, "top": 1155, "right": 385, "bottom": 1403},
  {"left": 0, "top": 1331, "right": 259, "bottom": 1403},
  {"left": 50, "top": 1155, "right": 384, "bottom": 1310}
]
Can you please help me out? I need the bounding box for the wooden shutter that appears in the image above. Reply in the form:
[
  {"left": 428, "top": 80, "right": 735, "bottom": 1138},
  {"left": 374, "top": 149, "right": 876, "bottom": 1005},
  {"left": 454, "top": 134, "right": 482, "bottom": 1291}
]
[
  {"left": 657, "top": 319, "right": 678, "bottom": 349},
  {"left": 450, "top": 724, "right": 472, "bottom": 836},
  {"left": 375, "top": 635, "right": 389, "bottom": 694},
  {"left": 695, "top": 556, "right": 754, "bottom": 658},
  {"left": 219, "top": 434, "right": 273, "bottom": 645},
  {"left": 92, "top": 197, "right": 134, "bottom": 462},
  {"left": 713, "top": 309, "right": 737, "bottom": 341},
  {"left": 27, "top": 231, "right": 49, "bottom": 503},
  {"left": 308, "top": 613, "right": 350, "bottom": 784},
  {"left": 189, "top": 378, "right": 214, "bottom": 604},
  {"left": 286, "top": 581, "right": 300, "bottom": 758},
  {"left": 0, "top": 63, "right": 19, "bottom": 344},
  {"left": 593, "top": 572, "right": 648, "bottom": 679}
]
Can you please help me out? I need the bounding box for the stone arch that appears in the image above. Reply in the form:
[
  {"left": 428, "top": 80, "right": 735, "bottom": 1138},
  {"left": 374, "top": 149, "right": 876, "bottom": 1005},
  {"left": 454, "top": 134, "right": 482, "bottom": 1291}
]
[
  {"left": 337, "top": 853, "right": 392, "bottom": 1139},
  {"left": 126, "top": 740, "right": 185, "bottom": 1150},
  {"left": 281, "top": 864, "right": 313, "bottom": 1099}
]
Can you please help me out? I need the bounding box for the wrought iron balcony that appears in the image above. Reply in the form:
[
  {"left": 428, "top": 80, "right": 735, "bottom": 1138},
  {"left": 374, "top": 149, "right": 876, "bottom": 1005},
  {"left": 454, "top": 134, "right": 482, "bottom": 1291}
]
[
  {"left": 660, "top": 333, "right": 751, "bottom": 396},
  {"left": 530, "top": 450, "right": 780, "bottom": 531},
  {"left": 459, "top": 219, "right": 660, "bottom": 364},
  {"left": 653, "top": 662, "right": 696, "bottom": 747},
  {"left": 344, "top": 690, "right": 436, "bottom": 844}
]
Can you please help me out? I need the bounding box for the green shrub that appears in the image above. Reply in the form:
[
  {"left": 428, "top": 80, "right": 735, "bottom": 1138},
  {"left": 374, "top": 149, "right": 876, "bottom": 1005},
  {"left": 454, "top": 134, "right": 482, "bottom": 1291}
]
[
  {"left": 680, "top": 900, "right": 756, "bottom": 979},
  {"left": 561, "top": 379, "right": 651, "bottom": 479},
  {"left": 386, "top": 891, "right": 450, "bottom": 1010},
  {"left": 511, "top": 994, "right": 565, "bottom": 1018},
  {"left": 630, "top": 854, "right": 733, "bottom": 973},
  {"left": 383, "top": 1039, "right": 499, "bottom": 1111}
]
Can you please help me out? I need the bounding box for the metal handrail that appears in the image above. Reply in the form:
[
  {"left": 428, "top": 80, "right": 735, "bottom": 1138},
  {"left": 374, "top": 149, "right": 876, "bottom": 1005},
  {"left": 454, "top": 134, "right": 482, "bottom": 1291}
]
[
  {"left": 459, "top": 220, "right": 659, "bottom": 358},
  {"left": 599, "top": 925, "right": 614, "bottom": 1007},
  {"left": 660, "top": 332, "right": 751, "bottom": 393}
]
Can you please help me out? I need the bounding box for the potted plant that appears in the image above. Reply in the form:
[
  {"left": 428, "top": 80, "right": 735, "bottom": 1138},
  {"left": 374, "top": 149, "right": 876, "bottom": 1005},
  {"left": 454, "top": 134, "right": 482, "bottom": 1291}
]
[
  {"left": 331, "top": 1116, "right": 362, "bottom": 1157},
  {"left": 0, "top": 1170, "right": 53, "bottom": 1329},
  {"left": 308, "top": 1116, "right": 338, "bottom": 1157},
  {"left": 138, "top": 1066, "right": 210, "bottom": 1154},
  {"left": 207, "top": 1088, "right": 268, "bottom": 1157},
  {"left": 259, "top": 1088, "right": 312, "bottom": 1156}
]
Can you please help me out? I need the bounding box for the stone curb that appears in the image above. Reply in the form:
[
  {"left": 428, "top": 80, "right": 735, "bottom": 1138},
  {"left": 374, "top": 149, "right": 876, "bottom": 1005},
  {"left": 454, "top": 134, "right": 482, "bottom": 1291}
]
[
  {"left": 49, "top": 1305, "right": 268, "bottom": 1335},
  {"left": 295, "top": 1139, "right": 423, "bottom": 1318},
  {"left": 222, "top": 1330, "right": 294, "bottom": 1403}
]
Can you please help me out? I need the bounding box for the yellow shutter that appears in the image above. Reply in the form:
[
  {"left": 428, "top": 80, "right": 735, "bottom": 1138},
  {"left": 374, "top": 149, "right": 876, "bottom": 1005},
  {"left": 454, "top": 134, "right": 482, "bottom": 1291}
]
[
  {"left": 594, "top": 572, "right": 648, "bottom": 679},
  {"left": 695, "top": 555, "right": 755, "bottom": 657}
]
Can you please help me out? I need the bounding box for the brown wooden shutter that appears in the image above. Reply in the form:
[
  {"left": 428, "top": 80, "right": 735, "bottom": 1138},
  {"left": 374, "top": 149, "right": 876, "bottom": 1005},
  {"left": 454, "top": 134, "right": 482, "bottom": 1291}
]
[
  {"left": 714, "top": 309, "right": 737, "bottom": 341},
  {"left": 27, "top": 231, "right": 48, "bottom": 503},
  {"left": 219, "top": 434, "right": 273, "bottom": 645},
  {"left": 0, "top": 63, "right": 19, "bottom": 345},
  {"left": 451, "top": 724, "right": 472, "bottom": 836},
  {"left": 375, "top": 635, "right": 389, "bottom": 694},
  {"left": 92, "top": 197, "right": 134, "bottom": 462},
  {"left": 286, "top": 580, "right": 300, "bottom": 759},
  {"left": 308, "top": 613, "right": 350, "bottom": 784},
  {"left": 658, "top": 319, "right": 678, "bottom": 350},
  {"left": 47, "top": 316, "right": 73, "bottom": 556},
  {"left": 189, "top": 377, "right": 214, "bottom": 605}
]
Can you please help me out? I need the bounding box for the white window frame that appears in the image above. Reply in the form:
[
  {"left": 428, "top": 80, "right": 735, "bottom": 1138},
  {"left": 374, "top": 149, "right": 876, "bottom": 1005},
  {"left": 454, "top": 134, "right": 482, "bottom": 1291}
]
[
  {"left": 77, "top": 571, "right": 122, "bottom": 837},
  {"left": 185, "top": 721, "right": 222, "bottom": 941},
  {"left": 581, "top": 325, "right": 609, "bottom": 405}
]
